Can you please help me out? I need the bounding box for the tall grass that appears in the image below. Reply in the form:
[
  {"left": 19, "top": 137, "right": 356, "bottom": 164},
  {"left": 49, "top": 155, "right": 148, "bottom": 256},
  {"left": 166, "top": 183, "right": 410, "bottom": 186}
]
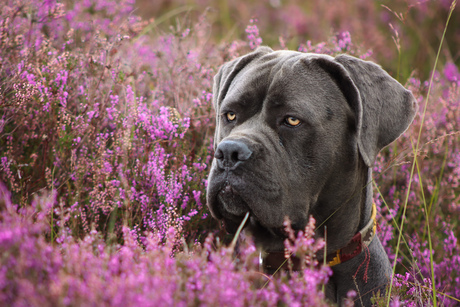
[{"left": 386, "top": 2, "right": 458, "bottom": 306}]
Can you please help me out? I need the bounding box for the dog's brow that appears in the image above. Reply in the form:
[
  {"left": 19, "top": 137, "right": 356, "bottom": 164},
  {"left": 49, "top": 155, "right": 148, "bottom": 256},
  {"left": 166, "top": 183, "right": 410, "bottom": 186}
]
[
  {"left": 222, "top": 89, "right": 256, "bottom": 109},
  {"left": 265, "top": 94, "right": 286, "bottom": 107},
  {"left": 265, "top": 94, "right": 305, "bottom": 112},
  {"left": 221, "top": 98, "right": 248, "bottom": 110}
]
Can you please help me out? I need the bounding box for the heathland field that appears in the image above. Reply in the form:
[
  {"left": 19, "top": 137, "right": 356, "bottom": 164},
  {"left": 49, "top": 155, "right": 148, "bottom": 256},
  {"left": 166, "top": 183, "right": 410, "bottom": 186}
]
[{"left": 0, "top": 0, "right": 459, "bottom": 305}]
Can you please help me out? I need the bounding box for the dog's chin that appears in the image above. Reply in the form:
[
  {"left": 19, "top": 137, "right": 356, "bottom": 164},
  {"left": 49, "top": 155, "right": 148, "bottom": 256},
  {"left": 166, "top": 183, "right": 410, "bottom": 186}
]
[
  {"left": 213, "top": 184, "right": 251, "bottom": 234},
  {"left": 221, "top": 218, "right": 244, "bottom": 234}
]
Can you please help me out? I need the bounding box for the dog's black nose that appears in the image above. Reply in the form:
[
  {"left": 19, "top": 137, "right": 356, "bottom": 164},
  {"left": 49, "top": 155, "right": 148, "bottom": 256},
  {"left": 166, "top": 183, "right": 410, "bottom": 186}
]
[{"left": 215, "top": 140, "right": 252, "bottom": 170}]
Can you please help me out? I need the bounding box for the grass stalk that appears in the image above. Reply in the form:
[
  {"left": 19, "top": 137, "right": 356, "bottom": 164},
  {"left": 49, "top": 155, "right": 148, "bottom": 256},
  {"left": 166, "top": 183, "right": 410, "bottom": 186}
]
[
  {"left": 230, "top": 211, "right": 250, "bottom": 250},
  {"left": 428, "top": 143, "right": 449, "bottom": 218},
  {"left": 413, "top": 140, "right": 436, "bottom": 305},
  {"left": 372, "top": 182, "right": 412, "bottom": 261},
  {"left": 386, "top": 1, "right": 457, "bottom": 305},
  {"left": 421, "top": 143, "right": 448, "bottom": 242}
]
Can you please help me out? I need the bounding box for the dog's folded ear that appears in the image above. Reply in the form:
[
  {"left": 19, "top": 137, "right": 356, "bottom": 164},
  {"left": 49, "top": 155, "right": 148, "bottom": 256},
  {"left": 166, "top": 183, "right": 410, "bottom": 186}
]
[
  {"left": 213, "top": 46, "right": 274, "bottom": 109},
  {"left": 212, "top": 46, "right": 273, "bottom": 146},
  {"left": 316, "top": 54, "right": 418, "bottom": 167}
]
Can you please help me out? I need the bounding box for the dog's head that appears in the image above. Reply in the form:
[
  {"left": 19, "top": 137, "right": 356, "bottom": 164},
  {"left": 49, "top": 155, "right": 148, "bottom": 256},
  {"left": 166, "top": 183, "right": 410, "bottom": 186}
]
[{"left": 206, "top": 47, "right": 417, "bottom": 248}]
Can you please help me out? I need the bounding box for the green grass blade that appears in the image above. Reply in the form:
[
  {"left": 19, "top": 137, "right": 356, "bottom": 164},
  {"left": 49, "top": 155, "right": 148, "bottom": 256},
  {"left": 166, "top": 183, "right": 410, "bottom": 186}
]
[
  {"left": 413, "top": 140, "right": 437, "bottom": 305},
  {"left": 230, "top": 211, "right": 250, "bottom": 250},
  {"left": 372, "top": 182, "right": 413, "bottom": 263}
]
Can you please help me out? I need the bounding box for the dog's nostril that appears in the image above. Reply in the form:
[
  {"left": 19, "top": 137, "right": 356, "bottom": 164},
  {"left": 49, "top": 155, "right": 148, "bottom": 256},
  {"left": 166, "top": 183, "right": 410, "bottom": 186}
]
[
  {"left": 231, "top": 151, "right": 239, "bottom": 163},
  {"left": 214, "top": 148, "right": 223, "bottom": 159},
  {"left": 215, "top": 140, "right": 252, "bottom": 169}
]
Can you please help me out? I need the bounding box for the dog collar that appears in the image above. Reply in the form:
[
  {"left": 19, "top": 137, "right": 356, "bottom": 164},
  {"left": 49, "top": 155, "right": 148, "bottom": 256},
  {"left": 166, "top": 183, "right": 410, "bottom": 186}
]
[{"left": 260, "top": 203, "right": 377, "bottom": 271}]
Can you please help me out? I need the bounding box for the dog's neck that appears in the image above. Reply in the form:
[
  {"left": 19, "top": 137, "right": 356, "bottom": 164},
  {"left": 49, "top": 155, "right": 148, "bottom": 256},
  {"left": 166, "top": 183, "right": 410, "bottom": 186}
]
[
  {"left": 260, "top": 202, "right": 377, "bottom": 271},
  {"left": 311, "top": 158, "right": 374, "bottom": 255},
  {"left": 258, "top": 164, "right": 376, "bottom": 270},
  {"left": 248, "top": 159, "right": 375, "bottom": 256}
]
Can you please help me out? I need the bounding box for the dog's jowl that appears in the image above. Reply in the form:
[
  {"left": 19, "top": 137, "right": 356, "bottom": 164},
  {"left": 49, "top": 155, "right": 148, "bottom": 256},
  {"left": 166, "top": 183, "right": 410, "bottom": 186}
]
[{"left": 206, "top": 47, "right": 417, "bottom": 306}]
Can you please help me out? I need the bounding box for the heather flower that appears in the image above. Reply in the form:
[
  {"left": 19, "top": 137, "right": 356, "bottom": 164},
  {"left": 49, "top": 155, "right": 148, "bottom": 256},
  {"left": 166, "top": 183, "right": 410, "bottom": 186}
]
[
  {"left": 444, "top": 62, "right": 460, "bottom": 83},
  {"left": 283, "top": 215, "right": 326, "bottom": 268},
  {"left": 245, "top": 19, "right": 263, "bottom": 50}
]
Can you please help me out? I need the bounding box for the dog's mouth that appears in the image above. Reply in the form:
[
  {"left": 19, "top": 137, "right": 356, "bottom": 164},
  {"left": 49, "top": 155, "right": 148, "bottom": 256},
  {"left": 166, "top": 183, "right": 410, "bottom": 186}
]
[
  {"left": 215, "top": 183, "right": 252, "bottom": 233},
  {"left": 207, "top": 171, "right": 293, "bottom": 240},
  {"left": 215, "top": 183, "right": 290, "bottom": 238}
]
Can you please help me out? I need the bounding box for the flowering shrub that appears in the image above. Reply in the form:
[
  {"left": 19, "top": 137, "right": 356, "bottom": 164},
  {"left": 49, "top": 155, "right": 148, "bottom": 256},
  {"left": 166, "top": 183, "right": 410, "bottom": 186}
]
[
  {"left": 371, "top": 56, "right": 460, "bottom": 305},
  {"left": 0, "top": 0, "right": 221, "bottom": 245},
  {"left": 0, "top": 183, "right": 335, "bottom": 306},
  {"left": 0, "top": 0, "right": 459, "bottom": 305}
]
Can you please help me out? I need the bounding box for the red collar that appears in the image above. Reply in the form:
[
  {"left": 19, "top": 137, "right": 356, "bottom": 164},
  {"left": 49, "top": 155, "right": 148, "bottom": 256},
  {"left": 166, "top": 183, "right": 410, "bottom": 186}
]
[{"left": 260, "top": 203, "right": 377, "bottom": 271}]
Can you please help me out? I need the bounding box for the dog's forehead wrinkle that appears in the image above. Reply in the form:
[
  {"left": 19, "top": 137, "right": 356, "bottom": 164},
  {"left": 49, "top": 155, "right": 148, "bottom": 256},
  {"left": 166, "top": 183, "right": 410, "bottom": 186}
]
[
  {"left": 222, "top": 87, "right": 254, "bottom": 107},
  {"left": 230, "top": 54, "right": 302, "bottom": 104},
  {"left": 264, "top": 65, "right": 346, "bottom": 125},
  {"left": 223, "top": 82, "right": 269, "bottom": 113},
  {"left": 264, "top": 92, "right": 286, "bottom": 108}
]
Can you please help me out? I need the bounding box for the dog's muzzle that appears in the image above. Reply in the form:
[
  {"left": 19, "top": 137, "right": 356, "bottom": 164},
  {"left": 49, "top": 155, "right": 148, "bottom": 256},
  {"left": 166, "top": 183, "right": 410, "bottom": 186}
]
[{"left": 211, "top": 139, "right": 254, "bottom": 233}]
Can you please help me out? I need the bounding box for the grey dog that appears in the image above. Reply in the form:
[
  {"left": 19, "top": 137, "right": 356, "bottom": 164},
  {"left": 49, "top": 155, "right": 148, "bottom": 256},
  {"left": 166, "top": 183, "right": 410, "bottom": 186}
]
[{"left": 206, "top": 46, "right": 417, "bottom": 306}]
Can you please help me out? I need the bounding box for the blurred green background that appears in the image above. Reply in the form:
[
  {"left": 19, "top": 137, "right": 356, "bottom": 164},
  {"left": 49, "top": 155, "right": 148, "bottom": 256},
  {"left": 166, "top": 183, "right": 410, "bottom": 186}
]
[{"left": 134, "top": 0, "right": 459, "bottom": 83}]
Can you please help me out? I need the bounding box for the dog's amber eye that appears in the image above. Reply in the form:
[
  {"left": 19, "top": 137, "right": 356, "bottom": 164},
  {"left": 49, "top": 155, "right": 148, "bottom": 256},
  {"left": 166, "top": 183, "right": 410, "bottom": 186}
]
[
  {"left": 226, "top": 112, "right": 236, "bottom": 122},
  {"left": 285, "top": 116, "right": 301, "bottom": 127}
]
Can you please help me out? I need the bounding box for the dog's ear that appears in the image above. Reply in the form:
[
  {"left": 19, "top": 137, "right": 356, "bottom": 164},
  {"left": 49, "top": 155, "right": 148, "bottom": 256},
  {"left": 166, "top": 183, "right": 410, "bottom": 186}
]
[
  {"left": 315, "top": 54, "right": 418, "bottom": 167},
  {"left": 213, "top": 46, "right": 274, "bottom": 109},
  {"left": 212, "top": 46, "right": 273, "bottom": 147}
]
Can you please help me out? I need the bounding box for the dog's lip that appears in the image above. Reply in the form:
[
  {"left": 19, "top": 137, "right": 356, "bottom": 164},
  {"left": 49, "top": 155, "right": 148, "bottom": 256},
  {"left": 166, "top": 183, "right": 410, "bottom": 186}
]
[
  {"left": 212, "top": 182, "right": 253, "bottom": 233},
  {"left": 214, "top": 182, "right": 282, "bottom": 230},
  {"left": 220, "top": 207, "right": 251, "bottom": 234},
  {"left": 217, "top": 183, "right": 250, "bottom": 217},
  {"left": 209, "top": 179, "right": 288, "bottom": 235},
  {"left": 220, "top": 183, "right": 234, "bottom": 195}
]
